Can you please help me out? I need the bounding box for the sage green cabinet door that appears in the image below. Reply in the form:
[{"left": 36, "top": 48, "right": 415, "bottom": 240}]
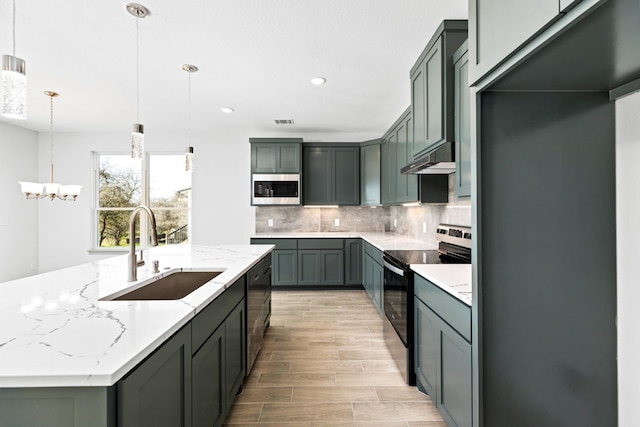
[
  {"left": 470, "top": 0, "right": 559, "bottom": 83},
  {"left": 386, "top": 132, "right": 398, "bottom": 204},
  {"left": 118, "top": 325, "right": 192, "bottom": 427},
  {"left": 272, "top": 249, "right": 298, "bottom": 286},
  {"left": 250, "top": 141, "right": 301, "bottom": 173},
  {"left": 333, "top": 147, "right": 360, "bottom": 205},
  {"left": 298, "top": 250, "right": 322, "bottom": 285},
  {"left": 360, "top": 141, "right": 381, "bottom": 206},
  {"left": 414, "top": 298, "right": 440, "bottom": 402},
  {"left": 298, "top": 249, "right": 344, "bottom": 285},
  {"left": 192, "top": 326, "right": 225, "bottom": 427},
  {"left": 396, "top": 113, "right": 418, "bottom": 203},
  {"left": 454, "top": 43, "right": 471, "bottom": 197},
  {"left": 302, "top": 146, "right": 333, "bottom": 204},
  {"left": 372, "top": 258, "right": 383, "bottom": 312},
  {"left": 224, "top": 302, "right": 246, "bottom": 415},
  {"left": 380, "top": 139, "right": 391, "bottom": 205},
  {"left": 344, "top": 239, "right": 363, "bottom": 285},
  {"left": 439, "top": 321, "right": 472, "bottom": 427}
]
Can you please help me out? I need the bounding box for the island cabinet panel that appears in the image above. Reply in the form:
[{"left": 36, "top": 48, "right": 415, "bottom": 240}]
[
  {"left": 192, "top": 326, "right": 225, "bottom": 427},
  {"left": 118, "top": 324, "right": 192, "bottom": 427},
  {"left": 0, "top": 387, "right": 116, "bottom": 427},
  {"left": 410, "top": 21, "right": 468, "bottom": 159},
  {"left": 224, "top": 301, "right": 246, "bottom": 415}
]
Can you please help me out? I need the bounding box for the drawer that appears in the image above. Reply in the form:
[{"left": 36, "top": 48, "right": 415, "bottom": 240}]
[
  {"left": 251, "top": 238, "right": 297, "bottom": 250},
  {"left": 414, "top": 274, "right": 471, "bottom": 342},
  {"left": 297, "top": 239, "right": 344, "bottom": 250},
  {"left": 364, "top": 241, "right": 383, "bottom": 264}
]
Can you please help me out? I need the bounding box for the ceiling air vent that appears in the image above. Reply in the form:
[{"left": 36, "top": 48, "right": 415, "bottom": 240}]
[{"left": 274, "top": 119, "right": 295, "bottom": 125}]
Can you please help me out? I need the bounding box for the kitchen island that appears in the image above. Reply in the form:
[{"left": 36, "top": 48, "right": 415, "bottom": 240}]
[{"left": 0, "top": 244, "right": 272, "bottom": 427}]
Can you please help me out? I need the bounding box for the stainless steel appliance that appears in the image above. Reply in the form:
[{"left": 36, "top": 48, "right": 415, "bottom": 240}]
[
  {"left": 246, "top": 253, "right": 272, "bottom": 372},
  {"left": 382, "top": 224, "right": 471, "bottom": 385},
  {"left": 252, "top": 174, "right": 300, "bottom": 205}
]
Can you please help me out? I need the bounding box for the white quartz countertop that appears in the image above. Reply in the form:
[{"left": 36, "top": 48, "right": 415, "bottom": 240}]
[
  {"left": 251, "top": 232, "right": 438, "bottom": 251},
  {"left": 411, "top": 264, "right": 473, "bottom": 306},
  {"left": 0, "top": 244, "right": 272, "bottom": 388}
]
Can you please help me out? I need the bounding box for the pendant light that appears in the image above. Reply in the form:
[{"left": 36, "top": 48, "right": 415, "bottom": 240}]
[
  {"left": 1, "top": 0, "right": 27, "bottom": 120},
  {"left": 126, "top": 3, "right": 149, "bottom": 158},
  {"left": 182, "top": 64, "right": 198, "bottom": 172},
  {"left": 19, "top": 91, "right": 82, "bottom": 201}
]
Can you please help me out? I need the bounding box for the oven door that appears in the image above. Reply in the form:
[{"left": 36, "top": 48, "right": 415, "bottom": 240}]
[{"left": 383, "top": 256, "right": 409, "bottom": 346}]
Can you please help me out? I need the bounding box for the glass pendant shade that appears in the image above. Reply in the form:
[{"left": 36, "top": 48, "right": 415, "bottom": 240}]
[
  {"left": 18, "top": 182, "right": 44, "bottom": 198},
  {"left": 1, "top": 55, "right": 27, "bottom": 120},
  {"left": 131, "top": 123, "right": 144, "bottom": 158},
  {"left": 185, "top": 146, "right": 194, "bottom": 172}
]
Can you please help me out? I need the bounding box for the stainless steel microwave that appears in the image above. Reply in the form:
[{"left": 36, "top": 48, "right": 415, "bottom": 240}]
[{"left": 251, "top": 174, "right": 301, "bottom": 205}]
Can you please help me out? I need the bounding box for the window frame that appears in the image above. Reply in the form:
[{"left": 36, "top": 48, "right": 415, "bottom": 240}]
[{"left": 91, "top": 151, "right": 191, "bottom": 252}]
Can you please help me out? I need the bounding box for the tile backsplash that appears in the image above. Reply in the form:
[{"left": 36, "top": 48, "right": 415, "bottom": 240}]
[{"left": 255, "top": 174, "right": 471, "bottom": 244}]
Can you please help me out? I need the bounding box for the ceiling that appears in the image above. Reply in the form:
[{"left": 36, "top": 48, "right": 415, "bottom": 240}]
[{"left": 0, "top": 0, "right": 468, "bottom": 141}]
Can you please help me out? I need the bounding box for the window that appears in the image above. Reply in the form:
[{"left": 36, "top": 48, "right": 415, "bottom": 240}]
[{"left": 94, "top": 153, "right": 191, "bottom": 250}]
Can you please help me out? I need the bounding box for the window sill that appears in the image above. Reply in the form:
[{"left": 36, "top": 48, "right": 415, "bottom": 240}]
[{"left": 87, "top": 248, "right": 129, "bottom": 255}]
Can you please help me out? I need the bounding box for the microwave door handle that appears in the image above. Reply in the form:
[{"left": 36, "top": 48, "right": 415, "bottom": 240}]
[{"left": 383, "top": 260, "right": 405, "bottom": 277}]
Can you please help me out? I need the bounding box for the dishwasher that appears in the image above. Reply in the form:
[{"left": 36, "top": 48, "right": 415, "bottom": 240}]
[{"left": 246, "top": 253, "right": 272, "bottom": 373}]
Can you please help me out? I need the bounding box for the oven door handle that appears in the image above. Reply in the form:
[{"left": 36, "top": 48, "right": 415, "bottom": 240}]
[{"left": 383, "top": 260, "right": 405, "bottom": 277}]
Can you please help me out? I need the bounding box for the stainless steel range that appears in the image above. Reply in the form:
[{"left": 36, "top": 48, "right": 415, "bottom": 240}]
[{"left": 382, "top": 224, "right": 471, "bottom": 385}]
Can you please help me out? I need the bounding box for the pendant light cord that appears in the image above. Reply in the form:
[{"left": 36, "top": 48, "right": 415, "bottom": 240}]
[
  {"left": 136, "top": 17, "right": 140, "bottom": 124},
  {"left": 49, "top": 94, "right": 54, "bottom": 183},
  {"left": 188, "top": 70, "right": 192, "bottom": 145}
]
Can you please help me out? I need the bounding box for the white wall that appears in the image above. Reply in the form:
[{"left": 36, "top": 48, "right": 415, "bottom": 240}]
[
  {"left": 0, "top": 122, "right": 39, "bottom": 282},
  {"left": 36, "top": 128, "right": 256, "bottom": 273},
  {"left": 616, "top": 90, "right": 640, "bottom": 427}
]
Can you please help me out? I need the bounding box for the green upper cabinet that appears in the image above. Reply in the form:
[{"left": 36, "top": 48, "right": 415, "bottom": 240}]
[
  {"left": 410, "top": 20, "right": 468, "bottom": 159},
  {"left": 469, "top": 0, "right": 560, "bottom": 84},
  {"left": 454, "top": 41, "right": 471, "bottom": 198},
  {"left": 360, "top": 140, "right": 381, "bottom": 206},
  {"left": 381, "top": 107, "right": 418, "bottom": 205},
  {"left": 302, "top": 144, "right": 360, "bottom": 206},
  {"left": 250, "top": 138, "right": 303, "bottom": 173}
]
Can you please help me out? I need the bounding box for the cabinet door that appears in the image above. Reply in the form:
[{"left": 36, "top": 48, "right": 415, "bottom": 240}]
[
  {"left": 275, "top": 143, "right": 300, "bottom": 173},
  {"left": 380, "top": 139, "right": 391, "bottom": 205},
  {"left": 438, "top": 323, "right": 472, "bottom": 427},
  {"left": 251, "top": 143, "right": 276, "bottom": 173},
  {"left": 321, "top": 249, "right": 344, "bottom": 285},
  {"left": 333, "top": 147, "right": 360, "bottom": 205},
  {"left": 455, "top": 47, "right": 471, "bottom": 197},
  {"left": 360, "top": 143, "right": 381, "bottom": 206},
  {"left": 302, "top": 146, "right": 332, "bottom": 204},
  {"left": 396, "top": 115, "right": 418, "bottom": 203},
  {"left": 298, "top": 250, "right": 322, "bottom": 285},
  {"left": 363, "top": 253, "right": 374, "bottom": 301},
  {"left": 272, "top": 250, "right": 297, "bottom": 286},
  {"left": 192, "top": 326, "right": 225, "bottom": 427},
  {"left": 386, "top": 131, "right": 398, "bottom": 204},
  {"left": 344, "top": 239, "right": 363, "bottom": 285},
  {"left": 118, "top": 325, "right": 192, "bottom": 427},
  {"left": 414, "top": 299, "right": 439, "bottom": 400},
  {"left": 412, "top": 39, "right": 444, "bottom": 158},
  {"left": 372, "top": 260, "right": 383, "bottom": 312},
  {"left": 224, "top": 302, "right": 246, "bottom": 414},
  {"left": 470, "top": 0, "right": 559, "bottom": 83}
]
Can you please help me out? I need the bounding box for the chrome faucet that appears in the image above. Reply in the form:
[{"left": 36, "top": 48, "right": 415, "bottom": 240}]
[{"left": 128, "top": 205, "right": 159, "bottom": 282}]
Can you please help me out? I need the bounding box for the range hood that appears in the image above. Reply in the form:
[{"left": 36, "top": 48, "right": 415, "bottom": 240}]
[{"left": 401, "top": 141, "right": 455, "bottom": 174}]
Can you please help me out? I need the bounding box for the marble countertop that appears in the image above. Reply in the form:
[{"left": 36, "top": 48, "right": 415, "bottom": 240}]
[
  {"left": 411, "top": 264, "right": 473, "bottom": 306},
  {"left": 0, "top": 244, "right": 272, "bottom": 388},
  {"left": 251, "top": 231, "right": 438, "bottom": 251}
]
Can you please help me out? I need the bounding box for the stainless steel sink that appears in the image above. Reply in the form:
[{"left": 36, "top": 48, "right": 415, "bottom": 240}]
[{"left": 106, "top": 271, "right": 224, "bottom": 301}]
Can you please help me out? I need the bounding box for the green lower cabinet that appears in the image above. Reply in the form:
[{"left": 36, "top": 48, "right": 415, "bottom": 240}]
[
  {"left": 118, "top": 324, "right": 193, "bottom": 427},
  {"left": 344, "top": 239, "right": 363, "bottom": 285},
  {"left": 363, "top": 252, "right": 383, "bottom": 313},
  {"left": 272, "top": 249, "right": 298, "bottom": 286},
  {"left": 192, "top": 326, "right": 225, "bottom": 427},
  {"left": 298, "top": 249, "right": 344, "bottom": 285},
  {"left": 224, "top": 301, "right": 246, "bottom": 416},
  {"left": 415, "top": 294, "right": 472, "bottom": 427}
]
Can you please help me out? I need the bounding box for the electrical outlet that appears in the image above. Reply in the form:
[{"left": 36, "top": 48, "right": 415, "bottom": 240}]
[
  {"left": 423, "top": 222, "right": 427, "bottom": 233},
  {"left": 334, "top": 218, "right": 340, "bottom": 226},
  {"left": 268, "top": 219, "right": 273, "bottom": 227}
]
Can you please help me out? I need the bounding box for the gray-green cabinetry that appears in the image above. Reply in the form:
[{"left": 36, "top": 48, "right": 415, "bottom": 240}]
[
  {"left": 250, "top": 138, "right": 302, "bottom": 173},
  {"left": 410, "top": 20, "right": 468, "bottom": 159},
  {"left": 302, "top": 144, "right": 360, "bottom": 206},
  {"left": 362, "top": 241, "right": 384, "bottom": 312},
  {"left": 381, "top": 107, "right": 418, "bottom": 205},
  {"left": 344, "top": 239, "right": 363, "bottom": 285},
  {"left": 414, "top": 274, "right": 471, "bottom": 427},
  {"left": 360, "top": 139, "right": 381, "bottom": 206},
  {"left": 298, "top": 239, "right": 344, "bottom": 286},
  {"left": 454, "top": 41, "right": 471, "bottom": 198},
  {"left": 250, "top": 239, "right": 297, "bottom": 286}
]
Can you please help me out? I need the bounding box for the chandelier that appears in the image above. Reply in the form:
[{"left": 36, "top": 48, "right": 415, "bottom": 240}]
[
  {"left": 18, "top": 91, "right": 82, "bottom": 201},
  {"left": 1, "top": 0, "right": 27, "bottom": 120}
]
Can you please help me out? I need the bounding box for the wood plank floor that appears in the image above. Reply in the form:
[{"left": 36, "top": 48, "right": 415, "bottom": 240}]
[{"left": 224, "top": 289, "right": 446, "bottom": 427}]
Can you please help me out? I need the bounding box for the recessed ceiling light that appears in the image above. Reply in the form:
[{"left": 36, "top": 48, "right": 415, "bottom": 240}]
[
  {"left": 310, "top": 77, "right": 326, "bottom": 86},
  {"left": 221, "top": 107, "right": 235, "bottom": 114}
]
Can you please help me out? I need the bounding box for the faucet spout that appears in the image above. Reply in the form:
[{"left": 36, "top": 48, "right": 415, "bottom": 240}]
[{"left": 128, "top": 205, "right": 159, "bottom": 282}]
